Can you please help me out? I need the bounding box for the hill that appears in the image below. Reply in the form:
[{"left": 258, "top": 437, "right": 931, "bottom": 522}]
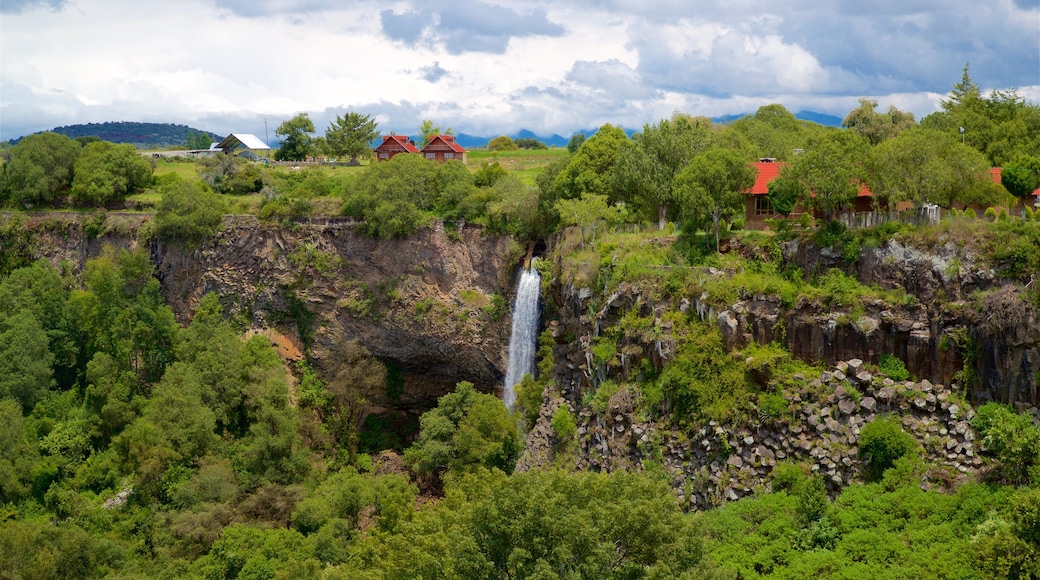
[{"left": 12, "top": 121, "right": 222, "bottom": 149}]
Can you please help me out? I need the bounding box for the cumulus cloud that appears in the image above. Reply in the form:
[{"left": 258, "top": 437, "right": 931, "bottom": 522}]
[
  {"left": 566, "top": 59, "right": 657, "bottom": 101},
  {"left": 1, "top": 0, "right": 1037, "bottom": 141},
  {"left": 380, "top": 0, "right": 564, "bottom": 54}
]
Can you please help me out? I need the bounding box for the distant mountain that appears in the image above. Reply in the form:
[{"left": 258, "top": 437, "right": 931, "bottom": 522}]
[
  {"left": 453, "top": 131, "right": 570, "bottom": 149},
  {"left": 12, "top": 122, "right": 222, "bottom": 149},
  {"left": 712, "top": 110, "right": 844, "bottom": 127}
]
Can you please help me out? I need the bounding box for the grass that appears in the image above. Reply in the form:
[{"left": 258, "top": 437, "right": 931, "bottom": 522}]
[{"left": 466, "top": 148, "right": 569, "bottom": 186}]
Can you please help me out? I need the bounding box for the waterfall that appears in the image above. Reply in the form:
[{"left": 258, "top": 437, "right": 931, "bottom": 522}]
[{"left": 503, "top": 263, "right": 541, "bottom": 411}]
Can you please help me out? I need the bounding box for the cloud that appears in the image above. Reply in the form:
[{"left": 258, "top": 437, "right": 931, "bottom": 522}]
[
  {"left": 566, "top": 59, "right": 657, "bottom": 101},
  {"left": 1, "top": 0, "right": 1037, "bottom": 142},
  {"left": 210, "top": 0, "right": 341, "bottom": 17},
  {"left": 417, "top": 62, "right": 450, "bottom": 83},
  {"left": 0, "top": 0, "right": 68, "bottom": 14},
  {"left": 380, "top": 0, "right": 565, "bottom": 54}
]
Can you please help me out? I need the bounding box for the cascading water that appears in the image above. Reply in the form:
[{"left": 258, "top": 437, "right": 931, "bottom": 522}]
[{"left": 503, "top": 262, "right": 541, "bottom": 411}]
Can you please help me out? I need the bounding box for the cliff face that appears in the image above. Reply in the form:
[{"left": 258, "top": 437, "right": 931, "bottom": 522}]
[
  {"left": 517, "top": 232, "right": 1038, "bottom": 504},
  {"left": 781, "top": 238, "right": 1039, "bottom": 406},
  {"left": 28, "top": 214, "right": 522, "bottom": 413}
]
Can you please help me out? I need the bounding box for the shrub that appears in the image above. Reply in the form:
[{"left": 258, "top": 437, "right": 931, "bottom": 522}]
[
  {"left": 984, "top": 207, "right": 998, "bottom": 221},
  {"left": 487, "top": 136, "right": 519, "bottom": 151},
  {"left": 771, "top": 462, "right": 809, "bottom": 494},
  {"left": 657, "top": 319, "right": 751, "bottom": 425},
  {"left": 859, "top": 417, "right": 919, "bottom": 479},
  {"left": 877, "top": 354, "right": 910, "bottom": 381},
  {"left": 971, "top": 403, "right": 1040, "bottom": 484},
  {"left": 155, "top": 178, "right": 224, "bottom": 242},
  {"left": 551, "top": 405, "right": 577, "bottom": 444},
  {"left": 965, "top": 208, "right": 977, "bottom": 220},
  {"left": 514, "top": 374, "right": 543, "bottom": 431}
]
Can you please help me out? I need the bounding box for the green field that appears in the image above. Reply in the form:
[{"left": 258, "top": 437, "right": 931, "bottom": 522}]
[{"left": 466, "top": 148, "right": 568, "bottom": 185}]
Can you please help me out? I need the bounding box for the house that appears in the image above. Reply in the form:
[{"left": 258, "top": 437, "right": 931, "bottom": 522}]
[
  {"left": 420, "top": 135, "right": 467, "bottom": 163},
  {"left": 373, "top": 135, "right": 419, "bottom": 161},
  {"left": 742, "top": 161, "right": 1040, "bottom": 229},
  {"left": 743, "top": 159, "right": 787, "bottom": 230}
]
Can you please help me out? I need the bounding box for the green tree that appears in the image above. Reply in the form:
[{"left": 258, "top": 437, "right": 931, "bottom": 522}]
[
  {"left": 566, "top": 131, "right": 587, "bottom": 154},
  {"left": 1001, "top": 153, "right": 1040, "bottom": 205},
  {"left": 613, "top": 114, "right": 714, "bottom": 228},
  {"left": 487, "top": 176, "right": 544, "bottom": 240},
  {"left": 554, "top": 193, "right": 620, "bottom": 247},
  {"left": 346, "top": 469, "right": 701, "bottom": 578},
  {"left": 323, "top": 112, "right": 379, "bottom": 165},
  {"left": 767, "top": 166, "right": 803, "bottom": 218},
  {"left": 274, "top": 113, "right": 316, "bottom": 161},
  {"left": 864, "top": 128, "right": 1000, "bottom": 210},
  {"left": 487, "top": 136, "right": 518, "bottom": 151},
  {"left": 0, "top": 399, "right": 37, "bottom": 502},
  {"left": 472, "top": 161, "right": 508, "bottom": 188},
  {"left": 730, "top": 103, "right": 820, "bottom": 161},
  {"left": 342, "top": 153, "right": 437, "bottom": 238},
  {"left": 785, "top": 130, "right": 870, "bottom": 221},
  {"left": 515, "top": 137, "right": 547, "bottom": 150},
  {"left": 673, "top": 147, "right": 757, "bottom": 251},
  {"left": 0, "top": 310, "right": 55, "bottom": 412},
  {"left": 553, "top": 124, "right": 628, "bottom": 201},
  {"left": 858, "top": 417, "right": 919, "bottom": 480},
  {"left": 198, "top": 153, "right": 263, "bottom": 195},
  {"left": 403, "top": 382, "right": 521, "bottom": 483},
  {"left": 0, "top": 132, "right": 80, "bottom": 206},
  {"left": 842, "top": 98, "right": 917, "bottom": 145},
  {"left": 186, "top": 130, "right": 213, "bottom": 150},
  {"left": 321, "top": 340, "right": 387, "bottom": 459},
  {"left": 417, "top": 119, "right": 452, "bottom": 148},
  {"left": 155, "top": 177, "right": 225, "bottom": 242},
  {"left": 70, "top": 141, "right": 153, "bottom": 206}
]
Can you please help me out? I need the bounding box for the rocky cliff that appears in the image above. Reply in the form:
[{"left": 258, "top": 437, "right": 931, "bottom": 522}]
[
  {"left": 517, "top": 230, "right": 1039, "bottom": 504},
  {"left": 24, "top": 213, "right": 523, "bottom": 415}
]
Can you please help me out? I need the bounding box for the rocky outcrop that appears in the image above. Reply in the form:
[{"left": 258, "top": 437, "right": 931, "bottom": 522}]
[
  {"left": 25, "top": 213, "right": 522, "bottom": 413},
  {"left": 521, "top": 358, "right": 990, "bottom": 510},
  {"left": 715, "top": 295, "right": 966, "bottom": 395},
  {"left": 518, "top": 233, "right": 1038, "bottom": 505}
]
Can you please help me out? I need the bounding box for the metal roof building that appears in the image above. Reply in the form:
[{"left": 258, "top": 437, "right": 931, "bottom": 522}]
[{"left": 213, "top": 133, "right": 271, "bottom": 154}]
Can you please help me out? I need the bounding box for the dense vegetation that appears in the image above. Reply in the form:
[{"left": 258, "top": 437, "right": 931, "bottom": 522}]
[
  {"left": 1, "top": 66, "right": 1039, "bottom": 578},
  {"left": 10, "top": 122, "right": 221, "bottom": 150}
]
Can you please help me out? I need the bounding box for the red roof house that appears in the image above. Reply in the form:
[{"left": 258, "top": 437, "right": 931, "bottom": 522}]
[
  {"left": 373, "top": 135, "right": 419, "bottom": 161},
  {"left": 420, "top": 135, "right": 466, "bottom": 163}
]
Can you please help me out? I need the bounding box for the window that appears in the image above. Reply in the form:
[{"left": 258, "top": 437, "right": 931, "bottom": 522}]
[
  {"left": 444, "top": 153, "right": 454, "bottom": 159},
  {"left": 379, "top": 152, "right": 388, "bottom": 159},
  {"left": 754, "top": 195, "right": 773, "bottom": 215},
  {"left": 426, "top": 153, "right": 436, "bottom": 159}
]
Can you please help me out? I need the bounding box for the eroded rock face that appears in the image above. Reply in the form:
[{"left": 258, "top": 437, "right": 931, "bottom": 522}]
[
  {"left": 29, "top": 214, "right": 520, "bottom": 413},
  {"left": 518, "top": 234, "right": 1037, "bottom": 506}
]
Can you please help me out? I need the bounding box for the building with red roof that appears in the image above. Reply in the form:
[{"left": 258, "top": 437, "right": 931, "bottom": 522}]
[
  {"left": 420, "top": 135, "right": 467, "bottom": 163},
  {"left": 373, "top": 135, "right": 419, "bottom": 161}
]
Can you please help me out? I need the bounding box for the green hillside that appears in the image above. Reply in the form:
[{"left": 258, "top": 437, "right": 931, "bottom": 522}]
[{"left": 13, "top": 122, "right": 221, "bottom": 149}]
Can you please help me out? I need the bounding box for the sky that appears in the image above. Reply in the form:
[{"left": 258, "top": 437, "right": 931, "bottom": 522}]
[{"left": 1, "top": 0, "right": 1038, "bottom": 143}]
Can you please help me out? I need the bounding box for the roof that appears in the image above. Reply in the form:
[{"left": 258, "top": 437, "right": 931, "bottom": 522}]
[
  {"left": 215, "top": 133, "right": 270, "bottom": 151},
  {"left": 374, "top": 135, "right": 419, "bottom": 153},
  {"left": 747, "top": 159, "right": 785, "bottom": 195},
  {"left": 422, "top": 134, "right": 466, "bottom": 153}
]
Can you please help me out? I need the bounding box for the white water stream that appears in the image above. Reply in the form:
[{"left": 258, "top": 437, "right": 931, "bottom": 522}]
[{"left": 503, "top": 264, "right": 541, "bottom": 411}]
